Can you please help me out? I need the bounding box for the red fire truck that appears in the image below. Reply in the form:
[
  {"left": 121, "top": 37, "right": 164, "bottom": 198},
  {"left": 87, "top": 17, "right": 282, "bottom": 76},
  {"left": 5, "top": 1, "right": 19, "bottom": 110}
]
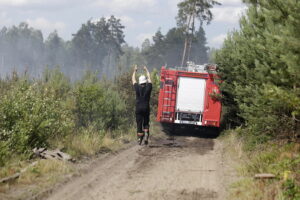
[{"left": 157, "top": 62, "right": 222, "bottom": 128}]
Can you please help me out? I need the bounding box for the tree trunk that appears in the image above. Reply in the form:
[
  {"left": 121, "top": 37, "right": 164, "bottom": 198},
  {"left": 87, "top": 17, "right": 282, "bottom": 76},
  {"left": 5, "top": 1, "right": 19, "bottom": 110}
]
[
  {"left": 181, "top": 14, "right": 193, "bottom": 67},
  {"left": 181, "top": 38, "right": 189, "bottom": 67},
  {"left": 181, "top": 3, "right": 196, "bottom": 68},
  {"left": 187, "top": 15, "right": 195, "bottom": 62}
]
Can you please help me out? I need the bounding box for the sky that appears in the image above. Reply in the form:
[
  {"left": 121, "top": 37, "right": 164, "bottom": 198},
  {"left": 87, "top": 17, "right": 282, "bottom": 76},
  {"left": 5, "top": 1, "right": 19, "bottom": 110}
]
[{"left": 0, "top": 0, "right": 247, "bottom": 49}]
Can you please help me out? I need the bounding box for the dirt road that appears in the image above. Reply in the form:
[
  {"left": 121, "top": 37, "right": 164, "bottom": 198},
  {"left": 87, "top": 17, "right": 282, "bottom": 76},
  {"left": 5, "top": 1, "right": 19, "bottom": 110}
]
[{"left": 45, "top": 128, "right": 236, "bottom": 200}]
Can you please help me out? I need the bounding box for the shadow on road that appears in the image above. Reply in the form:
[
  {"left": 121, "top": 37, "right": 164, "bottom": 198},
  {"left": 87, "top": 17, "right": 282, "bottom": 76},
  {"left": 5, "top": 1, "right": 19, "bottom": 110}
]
[{"left": 160, "top": 123, "right": 220, "bottom": 139}]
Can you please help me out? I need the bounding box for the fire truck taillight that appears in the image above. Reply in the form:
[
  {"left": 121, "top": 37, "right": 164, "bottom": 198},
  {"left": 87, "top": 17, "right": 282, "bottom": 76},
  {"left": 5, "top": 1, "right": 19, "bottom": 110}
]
[{"left": 205, "top": 121, "right": 218, "bottom": 126}]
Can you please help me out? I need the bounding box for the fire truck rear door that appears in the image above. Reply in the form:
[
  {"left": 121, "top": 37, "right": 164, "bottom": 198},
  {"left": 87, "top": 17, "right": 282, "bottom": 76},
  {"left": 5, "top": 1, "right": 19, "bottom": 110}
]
[{"left": 176, "top": 77, "right": 206, "bottom": 113}]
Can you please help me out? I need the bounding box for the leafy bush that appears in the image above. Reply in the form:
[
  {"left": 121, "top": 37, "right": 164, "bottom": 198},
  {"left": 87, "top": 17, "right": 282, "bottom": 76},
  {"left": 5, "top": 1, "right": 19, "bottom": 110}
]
[
  {"left": 0, "top": 69, "right": 138, "bottom": 166},
  {"left": 0, "top": 79, "right": 74, "bottom": 165}
]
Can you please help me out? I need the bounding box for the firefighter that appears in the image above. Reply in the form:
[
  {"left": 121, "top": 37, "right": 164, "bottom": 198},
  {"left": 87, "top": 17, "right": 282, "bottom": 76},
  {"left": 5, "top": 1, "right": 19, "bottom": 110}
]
[{"left": 132, "top": 65, "right": 152, "bottom": 145}]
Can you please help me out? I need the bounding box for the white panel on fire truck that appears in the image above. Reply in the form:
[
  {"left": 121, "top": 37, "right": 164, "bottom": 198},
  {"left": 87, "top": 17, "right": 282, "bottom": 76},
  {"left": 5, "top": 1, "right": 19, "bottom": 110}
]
[{"left": 176, "top": 77, "right": 206, "bottom": 113}]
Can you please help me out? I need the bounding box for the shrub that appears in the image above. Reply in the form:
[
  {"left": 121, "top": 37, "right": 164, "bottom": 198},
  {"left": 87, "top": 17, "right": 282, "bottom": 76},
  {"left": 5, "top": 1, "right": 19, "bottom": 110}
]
[
  {"left": 0, "top": 69, "right": 136, "bottom": 166},
  {"left": 0, "top": 79, "right": 74, "bottom": 166},
  {"left": 42, "top": 67, "right": 71, "bottom": 99},
  {"left": 74, "top": 72, "right": 127, "bottom": 131}
]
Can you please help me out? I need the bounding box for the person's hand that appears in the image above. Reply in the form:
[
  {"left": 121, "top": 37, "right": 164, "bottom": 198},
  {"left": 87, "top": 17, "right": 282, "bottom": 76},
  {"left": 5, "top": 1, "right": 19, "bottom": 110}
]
[{"left": 134, "top": 65, "right": 138, "bottom": 72}]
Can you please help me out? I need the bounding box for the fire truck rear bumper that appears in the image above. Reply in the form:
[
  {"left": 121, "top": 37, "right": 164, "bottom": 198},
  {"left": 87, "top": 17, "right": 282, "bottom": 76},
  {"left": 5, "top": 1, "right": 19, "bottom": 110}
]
[{"left": 174, "top": 120, "right": 202, "bottom": 126}]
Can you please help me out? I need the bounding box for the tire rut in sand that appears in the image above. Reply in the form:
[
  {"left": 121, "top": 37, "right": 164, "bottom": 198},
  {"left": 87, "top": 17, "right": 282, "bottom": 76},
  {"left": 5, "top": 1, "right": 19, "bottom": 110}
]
[
  {"left": 126, "top": 136, "right": 217, "bottom": 199},
  {"left": 44, "top": 132, "right": 234, "bottom": 200}
]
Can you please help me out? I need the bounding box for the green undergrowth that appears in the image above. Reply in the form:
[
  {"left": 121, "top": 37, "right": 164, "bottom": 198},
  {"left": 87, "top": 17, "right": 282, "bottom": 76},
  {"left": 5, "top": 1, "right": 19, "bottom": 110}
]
[
  {"left": 223, "top": 131, "right": 300, "bottom": 200},
  {"left": 0, "top": 68, "right": 160, "bottom": 199},
  {"left": 0, "top": 68, "right": 155, "bottom": 199},
  {"left": 0, "top": 68, "right": 159, "bottom": 165}
]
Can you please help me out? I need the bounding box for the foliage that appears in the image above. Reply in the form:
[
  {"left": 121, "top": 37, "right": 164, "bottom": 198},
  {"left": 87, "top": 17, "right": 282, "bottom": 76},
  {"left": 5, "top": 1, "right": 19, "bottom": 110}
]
[
  {"left": 118, "top": 45, "right": 147, "bottom": 73},
  {"left": 71, "top": 16, "right": 125, "bottom": 77},
  {"left": 176, "top": 0, "right": 220, "bottom": 27},
  {"left": 0, "top": 13, "right": 211, "bottom": 78},
  {"left": 142, "top": 30, "right": 166, "bottom": 70},
  {"left": 282, "top": 179, "right": 300, "bottom": 200},
  {"left": 0, "top": 15, "right": 125, "bottom": 79},
  {"left": 150, "top": 68, "right": 160, "bottom": 116},
  {"left": 0, "top": 22, "right": 44, "bottom": 69},
  {"left": 0, "top": 68, "right": 135, "bottom": 167},
  {"left": 45, "top": 31, "right": 66, "bottom": 68},
  {"left": 0, "top": 77, "right": 74, "bottom": 165},
  {"left": 115, "top": 70, "right": 136, "bottom": 123},
  {"left": 176, "top": 0, "right": 219, "bottom": 66},
  {"left": 142, "top": 27, "right": 209, "bottom": 69},
  {"left": 216, "top": 0, "right": 300, "bottom": 140},
  {"left": 224, "top": 132, "right": 300, "bottom": 200},
  {"left": 74, "top": 72, "right": 127, "bottom": 130},
  {"left": 62, "top": 125, "right": 105, "bottom": 157},
  {"left": 42, "top": 67, "right": 72, "bottom": 99},
  {"left": 192, "top": 26, "right": 209, "bottom": 64},
  {"left": 240, "top": 142, "right": 300, "bottom": 200}
]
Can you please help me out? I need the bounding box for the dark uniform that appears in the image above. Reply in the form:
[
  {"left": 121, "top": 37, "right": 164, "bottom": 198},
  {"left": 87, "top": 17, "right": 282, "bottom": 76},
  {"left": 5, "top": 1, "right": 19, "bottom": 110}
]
[{"left": 134, "top": 83, "right": 152, "bottom": 134}]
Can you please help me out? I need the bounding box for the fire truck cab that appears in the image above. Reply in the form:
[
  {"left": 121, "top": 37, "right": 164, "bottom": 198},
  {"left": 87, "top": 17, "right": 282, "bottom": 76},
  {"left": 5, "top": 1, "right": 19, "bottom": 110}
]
[{"left": 157, "top": 62, "right": 221, "bottom": 128}]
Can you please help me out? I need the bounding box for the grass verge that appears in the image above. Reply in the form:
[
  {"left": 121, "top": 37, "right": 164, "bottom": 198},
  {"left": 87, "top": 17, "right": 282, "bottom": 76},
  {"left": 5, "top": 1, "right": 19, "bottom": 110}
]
[{"left": 222, "top": 131, "right": 300, "bottom": 200}]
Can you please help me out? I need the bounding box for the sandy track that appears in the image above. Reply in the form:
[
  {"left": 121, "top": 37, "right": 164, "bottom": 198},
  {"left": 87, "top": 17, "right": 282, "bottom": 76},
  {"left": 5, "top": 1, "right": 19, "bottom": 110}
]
[{"left": 46, "top": 131, "right": 235, "bottom": 200}]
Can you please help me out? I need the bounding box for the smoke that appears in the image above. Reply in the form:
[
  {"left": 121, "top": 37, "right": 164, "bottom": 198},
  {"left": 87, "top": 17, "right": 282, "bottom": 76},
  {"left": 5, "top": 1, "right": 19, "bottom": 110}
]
[{"left": 0, "top": 17, "right": 126, "bottom": 80}]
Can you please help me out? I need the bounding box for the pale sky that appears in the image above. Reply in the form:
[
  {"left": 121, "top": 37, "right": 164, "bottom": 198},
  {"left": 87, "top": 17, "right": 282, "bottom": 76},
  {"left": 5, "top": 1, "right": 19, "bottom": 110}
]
[{"left": 0, "top": 0, "right": 246, "bottom": 48}]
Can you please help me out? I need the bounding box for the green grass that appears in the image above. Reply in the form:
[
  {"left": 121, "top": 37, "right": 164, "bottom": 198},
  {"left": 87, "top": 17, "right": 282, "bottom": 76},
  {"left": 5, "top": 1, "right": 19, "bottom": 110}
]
[{"left": 223, "top": 131, "right": 300, "bottom": 200}]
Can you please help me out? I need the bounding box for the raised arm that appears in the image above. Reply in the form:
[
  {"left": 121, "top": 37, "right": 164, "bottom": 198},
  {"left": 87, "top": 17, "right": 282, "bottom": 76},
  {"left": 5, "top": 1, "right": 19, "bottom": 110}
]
[
  {"left": 132, "top": 65, "right": 137, "bottom": 85},
  {"left": 144, "top": 66, "right": 151, "bottom": 83}
]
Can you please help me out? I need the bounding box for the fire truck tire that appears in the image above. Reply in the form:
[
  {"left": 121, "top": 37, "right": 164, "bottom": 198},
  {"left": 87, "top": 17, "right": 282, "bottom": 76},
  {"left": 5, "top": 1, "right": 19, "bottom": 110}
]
[{"left": 209, "top": 127, "right": 220, "bottom": 137}]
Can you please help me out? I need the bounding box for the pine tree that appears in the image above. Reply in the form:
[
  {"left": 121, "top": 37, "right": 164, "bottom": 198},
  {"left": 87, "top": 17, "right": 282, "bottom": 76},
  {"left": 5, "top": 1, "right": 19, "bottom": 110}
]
[
  {"left": 142, "top": 29, "right": 166, "bottom": 70},
  {"left": 216, "top": 0, "right": 300, "bottom": 140},
  {"left": 177, "top": 0, "right": 220, "bottom": 66},
  {"left": 191, "top": 26, "right": 209, "bottom": 64},
  {"left": 45, "top": 31, "right": 66, "bottom": 68}
]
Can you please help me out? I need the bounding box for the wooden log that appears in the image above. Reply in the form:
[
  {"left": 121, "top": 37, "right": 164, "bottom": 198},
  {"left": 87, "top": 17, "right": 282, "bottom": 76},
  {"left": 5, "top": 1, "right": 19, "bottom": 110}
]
[{"left": 254, "top": 173, "right": 276, "bottom": 179}]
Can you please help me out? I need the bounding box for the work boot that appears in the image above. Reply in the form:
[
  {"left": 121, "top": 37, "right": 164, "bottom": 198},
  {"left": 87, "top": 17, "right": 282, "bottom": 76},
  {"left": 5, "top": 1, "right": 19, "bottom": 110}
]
[
  {"left": 137, "top": 133, "right": 144, "bottom": 145},
  {"left": 138, "top": 137, "right": 143, "bottom": 145},
  {"left": 144, "top": 140, "right": 148, "bottom": 145},
  {"left": 144, "top": 132, "right": 149, "bottom": 145}
]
